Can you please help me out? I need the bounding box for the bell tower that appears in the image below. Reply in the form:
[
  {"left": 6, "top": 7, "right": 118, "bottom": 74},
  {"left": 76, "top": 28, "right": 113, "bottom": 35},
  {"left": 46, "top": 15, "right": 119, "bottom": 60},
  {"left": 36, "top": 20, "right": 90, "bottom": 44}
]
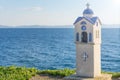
[{"left": 74, "top": 3, "right": 102, "bottom": 77}]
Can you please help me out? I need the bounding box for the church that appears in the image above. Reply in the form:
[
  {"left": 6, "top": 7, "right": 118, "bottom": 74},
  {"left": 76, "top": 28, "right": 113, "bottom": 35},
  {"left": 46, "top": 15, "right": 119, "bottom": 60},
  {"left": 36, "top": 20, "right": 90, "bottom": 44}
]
[
  {"left": 74, "top": 3, "right": 102, "bottom": 77},
  {"left": 64, "top": 3, "right": 112, "bottom": 80}
]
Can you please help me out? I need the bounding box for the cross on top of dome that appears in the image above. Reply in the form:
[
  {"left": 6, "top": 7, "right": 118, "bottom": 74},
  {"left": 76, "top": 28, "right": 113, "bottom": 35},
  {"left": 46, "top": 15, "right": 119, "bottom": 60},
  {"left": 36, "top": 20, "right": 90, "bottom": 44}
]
[
  {"left": 86, "top": 3, "right": 90, "bottom": 8},
  {"left": 83, "top": 3, "right": 94, "bottom": 17}
]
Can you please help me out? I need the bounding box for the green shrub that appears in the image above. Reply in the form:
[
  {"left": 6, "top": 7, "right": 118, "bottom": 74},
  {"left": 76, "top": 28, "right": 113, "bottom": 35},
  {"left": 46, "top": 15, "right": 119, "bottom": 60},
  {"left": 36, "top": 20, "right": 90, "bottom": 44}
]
[
  {"left": 38, "top": 68, "right": 75, "bottom": 77},
  {"left": 0, "top": 66, "right": 38, "bottom": 80}
]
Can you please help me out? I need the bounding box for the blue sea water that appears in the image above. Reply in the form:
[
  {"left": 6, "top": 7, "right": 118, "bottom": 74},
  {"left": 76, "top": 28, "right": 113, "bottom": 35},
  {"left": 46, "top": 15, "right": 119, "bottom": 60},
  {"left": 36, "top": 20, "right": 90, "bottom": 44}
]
[{"left": 0, "top": 28, "right": 119, "bottom": 72}]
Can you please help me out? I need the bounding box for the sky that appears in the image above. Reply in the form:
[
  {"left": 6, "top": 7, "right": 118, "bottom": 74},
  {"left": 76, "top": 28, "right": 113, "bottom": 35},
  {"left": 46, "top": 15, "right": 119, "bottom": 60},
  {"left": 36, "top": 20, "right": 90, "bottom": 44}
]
[{"left": 0, "top": 0, "right": 120, "bottom": 26}]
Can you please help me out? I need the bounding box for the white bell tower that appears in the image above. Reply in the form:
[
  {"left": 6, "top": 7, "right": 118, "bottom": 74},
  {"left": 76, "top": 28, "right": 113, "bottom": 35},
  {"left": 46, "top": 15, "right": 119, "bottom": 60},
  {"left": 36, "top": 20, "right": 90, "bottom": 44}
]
[{"left": 74, "top": 3, "right": 102, "bottom": 77}]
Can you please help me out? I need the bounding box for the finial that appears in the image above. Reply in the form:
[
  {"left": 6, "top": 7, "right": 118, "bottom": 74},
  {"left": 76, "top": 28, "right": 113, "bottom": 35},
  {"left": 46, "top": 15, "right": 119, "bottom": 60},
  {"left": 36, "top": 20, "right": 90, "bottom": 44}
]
[{"left": 86, "top": 3, "right": 90, "bottom": 8}]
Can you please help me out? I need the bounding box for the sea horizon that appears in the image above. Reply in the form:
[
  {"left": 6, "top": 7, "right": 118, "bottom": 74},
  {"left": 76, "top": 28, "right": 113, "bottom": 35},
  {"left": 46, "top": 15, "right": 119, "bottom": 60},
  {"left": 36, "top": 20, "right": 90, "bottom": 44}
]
[{"left": 0, "top": 24, "right": 120, "bottom": 28}]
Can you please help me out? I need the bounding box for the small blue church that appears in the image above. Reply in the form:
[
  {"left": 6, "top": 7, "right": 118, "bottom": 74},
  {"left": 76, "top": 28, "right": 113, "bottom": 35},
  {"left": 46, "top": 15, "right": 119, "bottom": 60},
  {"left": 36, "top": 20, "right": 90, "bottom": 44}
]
[{"left": 74, "top": 3, "right": 102, "bottom": 77}]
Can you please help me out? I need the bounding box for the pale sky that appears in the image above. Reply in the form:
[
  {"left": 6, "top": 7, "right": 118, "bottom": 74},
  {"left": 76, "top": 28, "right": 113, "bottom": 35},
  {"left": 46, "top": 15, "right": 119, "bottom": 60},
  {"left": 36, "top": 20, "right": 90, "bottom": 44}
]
[{"left": 0, "top": 0, "right": 120, "bottom": 26}]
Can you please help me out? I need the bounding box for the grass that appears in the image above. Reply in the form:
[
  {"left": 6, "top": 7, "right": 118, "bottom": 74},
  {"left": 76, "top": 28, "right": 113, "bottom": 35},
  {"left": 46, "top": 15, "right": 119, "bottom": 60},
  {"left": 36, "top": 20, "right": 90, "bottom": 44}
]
[{"left": 0, "top": 66, "right": 120, "bottom": 80}]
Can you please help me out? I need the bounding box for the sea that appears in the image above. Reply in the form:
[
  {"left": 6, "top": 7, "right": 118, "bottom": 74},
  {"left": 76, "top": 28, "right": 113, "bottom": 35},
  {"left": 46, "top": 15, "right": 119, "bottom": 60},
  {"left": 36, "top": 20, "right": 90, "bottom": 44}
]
[{"left": 0, "top": 27, "right": 119, "bottom": 72}]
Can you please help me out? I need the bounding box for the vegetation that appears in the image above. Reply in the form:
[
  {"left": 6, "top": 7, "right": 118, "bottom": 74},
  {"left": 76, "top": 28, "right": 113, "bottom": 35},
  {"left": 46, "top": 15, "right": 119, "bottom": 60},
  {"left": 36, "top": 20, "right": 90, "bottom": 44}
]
[
  {"left": 0, "top": 66, "right": 37, "bottom": 80},
  {"left": 0, "top": 66, "right": 120, "bottom": 80},
  {"left": 38, "top": 68, "right": 75, "bottom": 77},
  {"left": 0, "top": 66, "right": 75, "bottom": 80}
]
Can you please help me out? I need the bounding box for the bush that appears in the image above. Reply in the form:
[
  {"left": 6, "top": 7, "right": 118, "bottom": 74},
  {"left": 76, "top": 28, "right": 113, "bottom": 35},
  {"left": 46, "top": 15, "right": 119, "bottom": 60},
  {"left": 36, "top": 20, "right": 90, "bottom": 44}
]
[
  {"left": 0, "top": 66, "right": 38, "bottom": 80},
  {"left": 38, "top": 68, "right": 75, "bottom": 77}
]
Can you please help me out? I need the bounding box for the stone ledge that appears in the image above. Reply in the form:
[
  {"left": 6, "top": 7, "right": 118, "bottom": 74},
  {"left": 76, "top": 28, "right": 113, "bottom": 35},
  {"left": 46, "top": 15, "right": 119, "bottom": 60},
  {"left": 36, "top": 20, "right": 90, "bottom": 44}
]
[{"left": 64, "top": 74, "right": 112, "bottom": 80}]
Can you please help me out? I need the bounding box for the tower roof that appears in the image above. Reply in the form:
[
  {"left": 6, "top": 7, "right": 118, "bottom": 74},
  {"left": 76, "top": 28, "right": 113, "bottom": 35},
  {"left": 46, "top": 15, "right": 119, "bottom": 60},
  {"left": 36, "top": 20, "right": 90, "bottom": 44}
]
[
  {"left": 83, "top": 3, "right": 94, "bottom": 15},
  {"left": 74, "top": 3, "right": 101, "bottom": 25},
  {"left": 83, "top": 8, "right": 94, "bottom": 15},
  {"left": 74, "top": 17, "right": 98, "bottom": 24}
]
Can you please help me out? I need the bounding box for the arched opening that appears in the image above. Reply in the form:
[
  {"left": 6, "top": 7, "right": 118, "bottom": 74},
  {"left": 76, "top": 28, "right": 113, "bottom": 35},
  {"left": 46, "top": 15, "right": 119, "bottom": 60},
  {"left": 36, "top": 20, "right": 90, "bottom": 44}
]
[
  {"left": 96, "top": 22, "right": 98, "bottom": 26},
  {"left": 76, "top": 32, "right": 79, "bottom": 41},
  {"left": 81, "top": 21, "right": 87, "bottom": 25},
  {"left": 89, "top": 33, "right": 92, "bottom": 42},
  {"left": 96, "top": 30, "right": 99, "bottom": 38},
  {"left": 81, "top": 32, "right": 88, "bottom": 43},
  {"left": 98, "top": 30, "right": 99, "bottom": 38}
]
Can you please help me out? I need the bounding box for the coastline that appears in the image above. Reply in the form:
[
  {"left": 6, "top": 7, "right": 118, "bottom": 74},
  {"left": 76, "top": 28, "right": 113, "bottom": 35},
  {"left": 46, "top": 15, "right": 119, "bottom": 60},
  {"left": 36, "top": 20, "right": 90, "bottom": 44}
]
[{"left": 0, "top": 66, "right": 120, "bottom": 80}]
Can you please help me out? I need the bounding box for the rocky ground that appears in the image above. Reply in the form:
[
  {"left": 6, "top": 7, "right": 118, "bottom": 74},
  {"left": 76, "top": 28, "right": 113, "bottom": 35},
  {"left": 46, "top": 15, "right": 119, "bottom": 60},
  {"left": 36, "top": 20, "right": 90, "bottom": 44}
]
[
  {"left": 30, "top": 74, "right": 62, "bottom": 80},
  {"left": 30, "top": 75, "right": 120, "bottom": 80}
]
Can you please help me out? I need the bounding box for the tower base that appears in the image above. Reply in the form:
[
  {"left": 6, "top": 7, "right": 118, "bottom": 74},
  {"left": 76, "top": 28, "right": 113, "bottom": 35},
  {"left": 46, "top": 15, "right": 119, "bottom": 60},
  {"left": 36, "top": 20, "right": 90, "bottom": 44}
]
[{"left": 64, "top": 74, "right": 112, "bottom": 80}]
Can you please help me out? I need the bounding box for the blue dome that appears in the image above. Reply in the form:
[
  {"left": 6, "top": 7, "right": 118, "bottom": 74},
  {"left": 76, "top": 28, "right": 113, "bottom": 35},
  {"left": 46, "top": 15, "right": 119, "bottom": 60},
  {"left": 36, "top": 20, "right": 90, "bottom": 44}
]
[{"left": 83, "top": 8, "right": 94, "bottom": 15}]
